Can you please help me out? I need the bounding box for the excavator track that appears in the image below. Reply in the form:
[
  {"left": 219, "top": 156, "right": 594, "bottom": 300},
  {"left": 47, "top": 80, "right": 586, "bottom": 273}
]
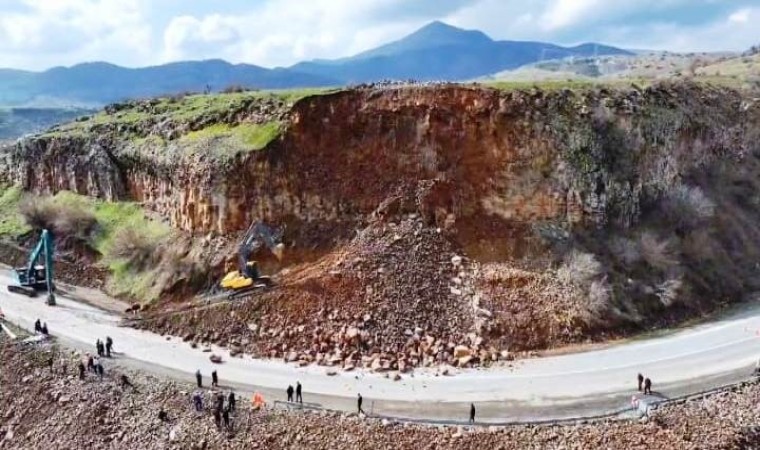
[
  {"left": 7, "top": 285, "right": 38, "bottom": 297},
  {"left": 226, "top": 284, "right": 270, "bottom": 300}
]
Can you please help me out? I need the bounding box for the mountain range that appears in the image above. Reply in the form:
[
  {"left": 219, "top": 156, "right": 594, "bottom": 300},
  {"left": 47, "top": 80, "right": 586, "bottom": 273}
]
[{"left": 0, "top": 21, "right": 631, "bottom": 107}]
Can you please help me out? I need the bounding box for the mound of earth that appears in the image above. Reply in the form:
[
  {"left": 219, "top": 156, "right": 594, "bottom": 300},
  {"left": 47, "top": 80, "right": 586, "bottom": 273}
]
[{"left": 141, "top": 214, "right": 495, "bottom": 370}]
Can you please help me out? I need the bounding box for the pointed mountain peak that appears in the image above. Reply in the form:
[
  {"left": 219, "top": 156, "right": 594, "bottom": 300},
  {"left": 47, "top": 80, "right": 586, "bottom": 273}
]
[
  {"left": 347, "top": 21, "right": 492, "bottom": 62},
  {"left": 406, "top": 21, "right": 492, "bottom": 45}
]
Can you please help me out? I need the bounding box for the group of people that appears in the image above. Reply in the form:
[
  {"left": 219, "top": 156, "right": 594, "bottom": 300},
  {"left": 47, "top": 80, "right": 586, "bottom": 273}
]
[
  {"left": 285, "top": 382, "right": 303, "bottom": 404},
  {"left": 191, "top": 389, "right": 237, "bottom": 432},
  {"left": 195, "top": 369, "right": 219, "bottom": 388},
  {"left": 33, "top": 318, "right": 48, "bottom": 336},
  {"left": 78, "top": 352, "right": 105, "bottom": 379},
  {"left": 637, "top": 373, "right": 653, "bottom": 395},
  {"left": 95, "top": 337, "right": 114, "bottom": 358}
]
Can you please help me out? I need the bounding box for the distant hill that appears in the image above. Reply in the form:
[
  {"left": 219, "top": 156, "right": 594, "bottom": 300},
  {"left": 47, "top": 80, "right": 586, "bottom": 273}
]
[
  {"left": 291, "top": 21, "right": 631, "bottom": 83},
  {"left": 0, "top": 21, "right": 631, "bottom": 107},
  {"left": 0, "top": 107, "right": 94, "bottom": 141},
  {"left": 0, "top": 60, "right": 339, "bottom": 107}
]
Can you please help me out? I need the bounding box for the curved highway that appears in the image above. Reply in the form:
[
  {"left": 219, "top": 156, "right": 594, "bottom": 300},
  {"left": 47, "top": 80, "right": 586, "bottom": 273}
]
[{"left": 1, "top": 269, "right": 759, "bottom": 423}]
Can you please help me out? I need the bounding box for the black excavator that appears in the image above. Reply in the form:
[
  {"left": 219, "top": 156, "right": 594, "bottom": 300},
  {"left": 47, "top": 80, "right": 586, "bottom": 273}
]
[
  {"left": 8, "top": 229, "right": 56, "bottom": 306},
  {"left": 219, "top": 221, "right": 284, "bottom": 299}
]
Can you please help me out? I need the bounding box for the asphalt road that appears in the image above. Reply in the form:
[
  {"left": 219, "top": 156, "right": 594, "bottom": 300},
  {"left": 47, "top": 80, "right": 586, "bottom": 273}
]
[{"left": 2, "top": 269, "right": 759, "bottom": 423}]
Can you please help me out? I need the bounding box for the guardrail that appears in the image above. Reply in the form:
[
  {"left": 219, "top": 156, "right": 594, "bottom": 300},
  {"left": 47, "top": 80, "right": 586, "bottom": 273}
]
[{"left": 271, "top": 375, "right": 760, "bottom": 427}]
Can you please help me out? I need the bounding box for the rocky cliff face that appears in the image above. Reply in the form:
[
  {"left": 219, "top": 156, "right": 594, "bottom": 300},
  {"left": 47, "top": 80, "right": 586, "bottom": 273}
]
[{"left": 2, "top": 83, "right": 753, "bottom": 248}]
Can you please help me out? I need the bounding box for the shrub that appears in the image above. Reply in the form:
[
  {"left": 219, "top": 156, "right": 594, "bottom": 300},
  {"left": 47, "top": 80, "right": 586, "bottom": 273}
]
[
  {"left": 656, "top": 277, "right": 682, "bottom": 307},
  {"left": 19, "top": 196, "right": 96, "bottom": 240},
  {"left": 583, "top": 278, "right": 612, "bottom": 325},
  {"left": 662, "top": 185, "right": 715, "bottom": 232},
  {"left": 609, "top": 236, "right": 641, "bottom": 266},
  {"left": 221, "top": 84, "right": 253, "bottom": 94},
  {"left": 557, "top": 250, "right": 602, "bottom": 286},
  {"left": 106, "top": 227, "right": 162, "bottom": 271},
  {"left": 19, "top": 197, "right": 58, "bottom": 231},
  {"left": 638, "top": 231, "right": 677, "bottom": 272}
]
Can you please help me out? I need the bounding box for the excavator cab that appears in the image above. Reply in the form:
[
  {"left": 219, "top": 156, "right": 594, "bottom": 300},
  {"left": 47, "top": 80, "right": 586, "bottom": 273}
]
[
  {"left": 219, "top": 222, "right": 283, "bottom": 298},
  {"left": 8, "top": 229, "right": 56, "bottom": 305}
]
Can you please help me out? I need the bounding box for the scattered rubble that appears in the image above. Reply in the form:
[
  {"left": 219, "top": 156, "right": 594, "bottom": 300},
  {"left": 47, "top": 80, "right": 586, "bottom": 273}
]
[{"left": 0, "top": 342, "right": 758, "bottom": 449}]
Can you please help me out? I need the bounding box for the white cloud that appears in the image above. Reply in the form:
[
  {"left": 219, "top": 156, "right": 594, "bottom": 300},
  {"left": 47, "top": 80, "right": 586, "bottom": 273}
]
[
  {"left": 0, "top": 0, "right": 757, "bottom": 71},
  {"left": 0, "top": 0, "right": 151, "bottom": 69},
  {"left": 729, "top": 8, "right": 751, "bottom": 23},
  {"left": 541, "top": 0, "right": 603, "bottom": 31}
]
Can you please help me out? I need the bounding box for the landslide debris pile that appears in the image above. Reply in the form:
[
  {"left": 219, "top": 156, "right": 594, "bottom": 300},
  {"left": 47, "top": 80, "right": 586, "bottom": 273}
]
[
  {"left": 144, "top": 215, "right": 499, "bottom": 371},
  {"left": 1, "top": 342, "right": 758, "bottom": 450}
]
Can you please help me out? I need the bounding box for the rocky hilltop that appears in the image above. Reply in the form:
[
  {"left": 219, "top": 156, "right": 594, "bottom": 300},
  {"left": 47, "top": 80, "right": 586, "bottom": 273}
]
[{"left": 1, "top": 82, "right": 759, "bottom": 369}]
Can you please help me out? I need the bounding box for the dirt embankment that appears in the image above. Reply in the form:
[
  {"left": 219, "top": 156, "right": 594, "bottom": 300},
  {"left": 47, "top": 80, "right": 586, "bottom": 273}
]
[
  {"left": 0, "top": 341, "right": 758, "bottom": 450},
  {"left": 2, "top": 82, "right": 760, "bottom": 369}
]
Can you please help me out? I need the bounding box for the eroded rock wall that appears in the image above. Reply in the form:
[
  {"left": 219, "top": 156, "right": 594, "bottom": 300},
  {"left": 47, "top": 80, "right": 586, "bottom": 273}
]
[{"left": 0, "top": 83, "right": 755, "bottom": 250}]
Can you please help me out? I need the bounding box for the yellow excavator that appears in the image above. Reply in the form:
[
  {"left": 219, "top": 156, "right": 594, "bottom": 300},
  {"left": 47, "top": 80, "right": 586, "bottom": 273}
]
[{"left": 220, "top": 221, "right": 284, "bottom": 298}]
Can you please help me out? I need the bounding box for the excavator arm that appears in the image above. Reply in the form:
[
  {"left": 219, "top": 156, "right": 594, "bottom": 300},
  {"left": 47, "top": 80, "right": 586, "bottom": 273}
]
[
  {"left": 237, "top": 222, "right": 284, "bottom": 276},
  {"left": 220, "top": 221, "right": 284, "bottom": 297}
]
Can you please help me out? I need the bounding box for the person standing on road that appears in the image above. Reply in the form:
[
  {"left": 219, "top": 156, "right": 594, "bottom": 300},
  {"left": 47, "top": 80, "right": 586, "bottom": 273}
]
[
  {"left": 357, "top": 393, "right": 365, "bottom": 415},
  {"left": 105, "top": 337, "right": 113, "bottom": 358},
  {"left": 644, "top": 377, "right": 652, "bottom": 395},
  {"left": 296, "top": 381, "right": 303, "bottom": 404},
  {"left": 87, "top": 354, "right": 95, "bottom": 372},
  {"left": 96, "top": 339, "right": 103, "bottom": 357},
  {"left": 637, "top": 373, "right": 644, "bottom": 392},
  {"left": 97, "top": 363, "right": 104, "bottom": 380},
  {"left": 286, "top": 385, "right": 294, "bottom": 402},
  {"left": 211, "top": 370, "right": 219, "bottom": 388},
  {"left": 469, "top": 403, "right": 476, "bottom": 424},
  {"left": 78, "top": 361, "right": 86, "bottom": 380},
  {"left": 41, "top": 323, "right": 48, "bottom": 335},
  {"left": 34, "top": 319, "right": 42, "bottom": 333},
  {"left": 196, "top": 370, "right": 203, "bottom": 388}
]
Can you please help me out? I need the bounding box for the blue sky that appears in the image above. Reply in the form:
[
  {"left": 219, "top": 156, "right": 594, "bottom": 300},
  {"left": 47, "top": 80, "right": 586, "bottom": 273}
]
[{"left": 0, "top": 0, "right": 758, "bottom": 70}]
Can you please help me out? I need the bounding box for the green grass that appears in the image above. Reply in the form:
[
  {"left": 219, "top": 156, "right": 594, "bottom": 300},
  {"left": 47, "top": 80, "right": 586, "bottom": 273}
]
[
  {"left": 181, "top": 121, "right": 282, "bottom": 155},
  {"left": 484, "top": 79, "right": 600, "bottom": 91},
  {"left": 0, "top": 185, "right": 30, "bottom": 237},
  {"left": 482, "top": 78, "right": 667, "bottom": 92},
  {"left": 39, "top": 87, "right": 336, "bottom": 144},
  {"left": 0, "top": 187, "right": 171, "bottom": 300},
  {"left": 106, "top": 258, "right": 162, "bottom": 302}
]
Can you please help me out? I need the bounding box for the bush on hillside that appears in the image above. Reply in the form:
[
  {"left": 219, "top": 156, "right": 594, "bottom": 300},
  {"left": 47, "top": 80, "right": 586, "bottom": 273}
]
[
  {"left": 662, "top": 185, "right": 715, "bottom": 232},
  {"left": 638, "top": 232, "right": 678, "bottom": 272},
  {"left": 106, "top": 227, "right": 163, "bottom": 271},
  {"left": 19, "top": 197, "right": 97, "bottom": 240},
  {"left": 557, "top": 250, "right": 602, "bottom": 286},
  {"left": 221, "top": 84, "right": 253, "bottom": 94}
]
